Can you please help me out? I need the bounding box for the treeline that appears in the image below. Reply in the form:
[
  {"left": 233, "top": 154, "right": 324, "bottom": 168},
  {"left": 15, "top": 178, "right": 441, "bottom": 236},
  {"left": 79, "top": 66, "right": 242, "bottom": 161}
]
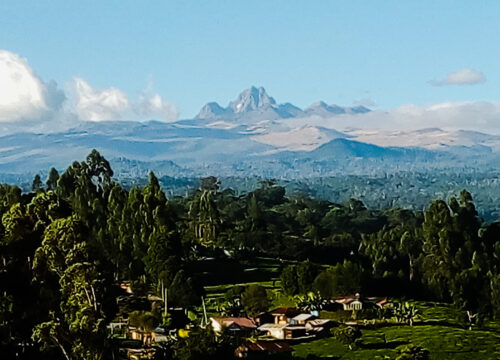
[{"left": 1, "top": 150, "right": 500, "bottom": 359}]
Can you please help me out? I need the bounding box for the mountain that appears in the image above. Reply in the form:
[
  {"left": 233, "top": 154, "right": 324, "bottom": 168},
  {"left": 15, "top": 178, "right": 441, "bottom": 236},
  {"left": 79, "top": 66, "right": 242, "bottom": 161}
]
[
  {"left": 304, "top": 101, "right": 370, "bottom": 117},
  {"left": 2, "top": 86, "right": 500, "bottom": 180},
  {"left": 228, "top": 86, "right": 276, "bottom": 113},
  {"left": 194, "top": 86, "right": 370, "bottom": 121}
]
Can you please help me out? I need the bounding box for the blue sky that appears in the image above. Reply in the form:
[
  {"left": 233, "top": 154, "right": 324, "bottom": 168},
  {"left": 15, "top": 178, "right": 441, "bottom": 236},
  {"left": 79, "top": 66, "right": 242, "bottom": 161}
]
[{"left": 0, "top": 0, "right": 499, "bottom": 119}]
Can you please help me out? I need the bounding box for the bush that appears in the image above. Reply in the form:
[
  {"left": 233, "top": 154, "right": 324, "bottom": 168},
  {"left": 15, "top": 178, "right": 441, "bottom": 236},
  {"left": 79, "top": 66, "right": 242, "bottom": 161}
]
[
  {"left": 331, "top": 325, "right": 362, "bottom": 350},
  {"left": 396, "top": 344, "right": 430, "bottom": 360},
  {"left": 241, "top": 284, "right": 270, "bottom": 316}
]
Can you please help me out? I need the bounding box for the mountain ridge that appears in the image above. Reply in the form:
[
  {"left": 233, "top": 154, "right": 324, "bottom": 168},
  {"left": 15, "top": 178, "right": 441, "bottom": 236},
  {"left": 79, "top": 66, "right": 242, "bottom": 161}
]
[{"left": 194, "top": 86, "right": 371, "bottom": 121}]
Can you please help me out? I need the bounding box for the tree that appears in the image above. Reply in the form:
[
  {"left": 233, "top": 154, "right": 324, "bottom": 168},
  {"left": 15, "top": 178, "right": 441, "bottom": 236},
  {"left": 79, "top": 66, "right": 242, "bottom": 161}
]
[
  {"left": 280, "top": 265, "right": 299, "bottom": 295},
  {"left": 169, "top": 270, "right": 203, "bottom": 308},
  {"left": 46, "top": 168, "right": 60, "bottom": 191},
  {"left": 188, "top": 188, "right": 220, "bottom": 247},
  {"left": 294, "top": 292, "right": 328, "bottom": 312},
  {"left": 170, "top": 326, "right": 239, "bottom": 360},
  {"left": 296, "top": 261, "right": 320, "bottom": 294},
  {"left": 313, "top": 260, "right": 363, "bottom": 297},
  {"left": 32, "top": 174, "right": 43, "bottom": 192},
  {"left": 241, "top": 285, "right": 269, "bottom": 316},
  {"left": 32, "top": 216, "right": 110, "bottom": 360},
  {"left": 332, "top": 325, "right": 361, "bottom": 350},
  {"left": 491, "top": 274, "right": 500, "bottom": 316}
]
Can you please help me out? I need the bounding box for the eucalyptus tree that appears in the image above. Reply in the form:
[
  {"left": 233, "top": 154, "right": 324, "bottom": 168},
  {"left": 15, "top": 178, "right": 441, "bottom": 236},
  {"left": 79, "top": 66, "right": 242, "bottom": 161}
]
[{"left": 32, "top": 216, "right": 111, "bottom": 360}]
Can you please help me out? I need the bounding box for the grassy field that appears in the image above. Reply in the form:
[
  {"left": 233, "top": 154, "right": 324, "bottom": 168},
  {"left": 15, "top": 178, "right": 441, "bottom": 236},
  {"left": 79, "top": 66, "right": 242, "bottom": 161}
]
[
  {"left": 195, "top": 258, "right": 500, "bottom": 359},
  {"left": 294, "top": 302, "right": 500, "bottom": 359},
  {"left": 293, "top": 324, "right": 500, "bottom": 359}
]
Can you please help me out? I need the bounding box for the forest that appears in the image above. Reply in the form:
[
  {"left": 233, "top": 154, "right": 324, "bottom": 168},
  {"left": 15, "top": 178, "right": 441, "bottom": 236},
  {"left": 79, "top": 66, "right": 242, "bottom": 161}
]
[{"left": 1, "top": 150, "right": 499, "bottom": 359}]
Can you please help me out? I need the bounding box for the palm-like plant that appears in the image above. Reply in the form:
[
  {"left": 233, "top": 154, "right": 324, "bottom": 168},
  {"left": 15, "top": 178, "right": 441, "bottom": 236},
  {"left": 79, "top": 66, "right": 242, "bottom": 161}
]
[
  {"left": 215, "top": 298, "right": 243, "bottom": 317},
  {"left": 294, "top": 291, "right": 329, "bottom": 312},
  {"left": 392, "top": 302, "right": 419, "bottom": 326}
]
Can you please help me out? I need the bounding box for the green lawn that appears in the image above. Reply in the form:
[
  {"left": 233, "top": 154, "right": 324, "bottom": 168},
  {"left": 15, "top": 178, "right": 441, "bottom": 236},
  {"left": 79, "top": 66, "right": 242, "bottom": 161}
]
[{"left": 293, "top": 323, "right": 500, "bottom": 359}]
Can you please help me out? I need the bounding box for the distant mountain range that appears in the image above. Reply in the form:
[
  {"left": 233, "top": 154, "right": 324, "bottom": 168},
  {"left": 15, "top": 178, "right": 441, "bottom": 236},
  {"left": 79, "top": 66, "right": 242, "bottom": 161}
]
[
  {"left": 1, "top": 86, "right": 500, "bottom": 180},
  {"left": 194, "top": 86, "right": 370, "bottom": 121}
]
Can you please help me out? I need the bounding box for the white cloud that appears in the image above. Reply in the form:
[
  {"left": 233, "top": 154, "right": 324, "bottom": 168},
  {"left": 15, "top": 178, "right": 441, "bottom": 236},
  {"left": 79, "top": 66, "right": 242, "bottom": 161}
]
[
  {"left": 0, "top": 49, "right": 178, "bottom": 128},
  {"left": 282, "top": 101, "right": 500, "bottom": 134},
  {"left": 74, "top": 78, "right": 130, "bottom": 121},
  {"left": 136, "top": 93, "right": 178, "bottom": 122},
  {"left": 431, "top": 68, "right": 486, "bottom": 86},
  {"left": 0, "top": 50, "right": 65, "bottom": 122},
  {"left": 73, "top": 78, "right": 178, "bottom": 122}
]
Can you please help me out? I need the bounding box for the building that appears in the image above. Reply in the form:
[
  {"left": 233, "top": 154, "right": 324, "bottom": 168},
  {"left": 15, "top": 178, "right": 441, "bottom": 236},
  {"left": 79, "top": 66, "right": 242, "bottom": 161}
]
[
  {"left": 235, "top": 341, "right": 293, "bottom": 359},
  {"left": 290, "top": 313, "right": 316, "bottom": 325},
  {"left": 258, "top": 323, "right": 287, "bottom": 339},
  {"left": 333, "top": 294, "right": 391, "bottom": 311},
  {"left": 210, "top": 317, "right": 257, "bottom": 336},
  {"left": 257, "top": 323, "right": 308, "bottom": 340},
  {"left": 253, "top": 312, "right": 274, "bottom": 326},
  {"left": 270, "top": 307, "right": 302, "bottom": 324}
]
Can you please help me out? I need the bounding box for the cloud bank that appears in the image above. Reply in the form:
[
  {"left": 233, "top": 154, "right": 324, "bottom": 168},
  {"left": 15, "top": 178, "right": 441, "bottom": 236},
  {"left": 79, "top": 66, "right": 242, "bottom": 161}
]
[
  {"left": 0, "top": 49, "right": 178, "bottom": 129},
  {"left": 0, "top": 49, "right": 499, "bottom": 135},
  {"left": 0, "top": 50, "right": 65, "bottom": 123},
  {"left": 431, "top": 68, "right": 486, "bottom": 86},
  {"left": 282, "top": 100, "right": 500, "bottom": 134}
]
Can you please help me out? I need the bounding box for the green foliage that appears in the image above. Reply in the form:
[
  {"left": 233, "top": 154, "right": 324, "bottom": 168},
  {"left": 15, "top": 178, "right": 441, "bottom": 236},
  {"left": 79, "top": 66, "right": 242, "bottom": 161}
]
[
  {"left": 32, "top": 174, "right": 43, "bottom": 192},
  {"left": 395, "top": 344, "right": 430, "bottom": 360},
  {"left": 241, "top": 284, "right": 269, "bottom": 316},
  {"left": 392, "top": 302, "right": 419, "bottom": 326},
  {"left": 128, "top": 310, "right": 160, "bottom": 332},
  {"left": 279, "top": 261, "right": 320, "bottom": 296},
  {"left": 167, "top": 326, "right": 239, "bottom": 360},
  {"left": 32, "top": 216, "right": 109, "bottom": 360},
  {"left": 46, "top": 167, "right": 60, "bottom": 191},
  {"left": 313, "top": 260, "right": 362, "bottom": 297},
  {"left": 280, "top": 265, "right": 299, "bottom": 295},
  {"left": 2, "top": 151, "right": 500, "bottom": 358},
  {"left": 331, "top": 325, "right": 362, "bottom": 350},
  {"left": 294, "top": 291, "right": 328, "bottom": 312},
  {"left": 169, "top": 270, "right": 203, "bottom": 308}
]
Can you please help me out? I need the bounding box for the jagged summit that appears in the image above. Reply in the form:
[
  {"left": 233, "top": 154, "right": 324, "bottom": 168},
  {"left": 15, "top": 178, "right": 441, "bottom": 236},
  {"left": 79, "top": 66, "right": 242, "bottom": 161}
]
[
  {"left": 197, "top": 102, "right": 231, "bottom": 119},
  {"left": 228, "top": 86, "right": 276, "bottom": 113},
  {"left": 194, "top": 86, "right": 371, "bottom": 120}
]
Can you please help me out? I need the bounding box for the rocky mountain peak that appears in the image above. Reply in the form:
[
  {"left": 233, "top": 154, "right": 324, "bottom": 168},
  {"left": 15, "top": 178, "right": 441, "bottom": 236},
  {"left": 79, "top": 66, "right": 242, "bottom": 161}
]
[{"left": 228, "top": 86, "right": 276, "bottom": 113}]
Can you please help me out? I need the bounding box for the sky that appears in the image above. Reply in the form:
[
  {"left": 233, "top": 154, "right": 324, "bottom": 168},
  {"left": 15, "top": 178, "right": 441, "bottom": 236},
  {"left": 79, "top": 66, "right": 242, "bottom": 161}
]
[{"left": 0, "top": 0, "right": 499, "bottom": 128}]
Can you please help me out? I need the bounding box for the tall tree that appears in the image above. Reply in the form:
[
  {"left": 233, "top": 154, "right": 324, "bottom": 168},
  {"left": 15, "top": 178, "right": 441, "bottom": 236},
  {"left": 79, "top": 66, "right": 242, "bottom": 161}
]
[
  {"left": 46, "top": 168, "right": 60, "bottom": 191},
  {"left": 32, "top": 174, "right": 43, "bottom": 193},
  {"left": 32, "top": 216, "right": 110, "bottom": 360}
]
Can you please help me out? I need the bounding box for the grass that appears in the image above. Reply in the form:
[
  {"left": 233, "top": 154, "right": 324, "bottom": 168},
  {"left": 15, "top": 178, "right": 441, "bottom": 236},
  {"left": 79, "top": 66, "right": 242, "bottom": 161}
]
[
  {"left": 194, "top": 258, "right": 500, "bottom": 359},
  {"left": 293, "top": 321, "right": 500, "bottom": 359}
]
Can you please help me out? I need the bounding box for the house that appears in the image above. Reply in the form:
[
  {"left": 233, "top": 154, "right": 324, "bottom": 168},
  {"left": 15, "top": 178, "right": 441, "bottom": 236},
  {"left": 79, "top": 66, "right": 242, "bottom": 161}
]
[
  {"left": 335, "top": 297, "right": 363, "bottom": 311},
  {"left": 270, "top": 307, "right": 302, "bottom": 324},
  {"left": 283, "top": 326, "right": 306, "bottom": 339},
  {"left": 375, "top": 298, "right": 391, "bottom": 308},
  {"left": 253, "top": 312, "right": 274, "bottom": 326},
  {"left": 333, "top": 294, "right": 391, "bottom": 311},
  {"left": 258, "top": 323, "right": 287, "bottom": 339},
  {"left": 305, "top": 319, "right": 332, "bottom": 330},
  {"left": 210, "top": 317, "right": 257, "bottom": 336},
  {"left": 120, "top": 282, "right": 133, "bottom": 294},
  {"left": 257, "top": 323, "right": 307, "bottom": 340},
  {"left": 290, "top": 313, "right": 316, "bottom": 325},
  {"left": 235, "top": 341, "right": 293, "bottom": 359},
  {"left": 127, "top": 327, "right": 154, "bottom": 346},
  {"left": 305, "top": 319, "right": 333, "bottom": 337},
  {"left": 126, "top": 348, "right": 155, "bottom": 360}
]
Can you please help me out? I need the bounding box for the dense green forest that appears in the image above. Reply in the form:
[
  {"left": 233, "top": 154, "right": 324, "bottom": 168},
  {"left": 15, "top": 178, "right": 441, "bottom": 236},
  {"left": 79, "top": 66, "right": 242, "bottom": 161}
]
[{"left": 1, "top": 150, "right": 499, "bottom": 359}]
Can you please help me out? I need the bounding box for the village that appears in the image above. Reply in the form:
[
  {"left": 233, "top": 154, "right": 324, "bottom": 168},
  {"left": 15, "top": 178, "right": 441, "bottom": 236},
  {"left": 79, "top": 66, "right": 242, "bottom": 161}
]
[{"left": 110, "top": 282, "right": 392, "bottom": 360}]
